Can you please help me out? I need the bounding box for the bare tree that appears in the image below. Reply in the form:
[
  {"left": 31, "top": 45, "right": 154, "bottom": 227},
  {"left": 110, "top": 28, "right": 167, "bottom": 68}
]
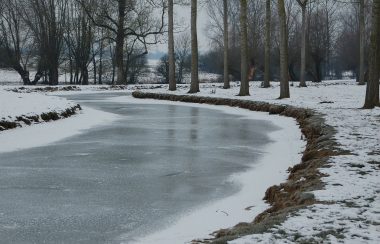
[
  {"left": 81, "top": 0, "right": 166, "bottom": 85},
  {"left": 238, "top": 0, "right": 249, "bottom": 96},
  {"left": 65, "top": 0, "right": 94, "bottom": 85},
  {"left": 0, "top": 0, "right": 41, "bottom": 85},
  {"left": 15, "top": 0, "right": 68, "bottom": 85},
  {"left": 223, "top": 0, "right": 230, "bottom": 89},
  {"left": 278, "top": 0, "right": 290, "bottom": 98},
  {"left": 175, "top": 33, "right": 191, "bottom": 84},
  {"left": 364, "top": 0, "right": 380, "bottom": 108},
  {"left": 189, "top": 0, "right": 199, "bottom": 93},
  {"left": 168, "top": 0, "right": 176, "bottom": 90},
  {"left": 296, "top": 0, "right": 308, "bottom": 87},
  {"left": 263, "top": 0, "right": 271, "bottom": 88},
  {"left": 358, "top": 0, "right": 366, "bottom": 85}
]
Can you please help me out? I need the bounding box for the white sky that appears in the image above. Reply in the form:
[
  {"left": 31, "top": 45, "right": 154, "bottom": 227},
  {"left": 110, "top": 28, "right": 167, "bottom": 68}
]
[{"left": 151, "top": 3, "right": 211, "bottom": 54}]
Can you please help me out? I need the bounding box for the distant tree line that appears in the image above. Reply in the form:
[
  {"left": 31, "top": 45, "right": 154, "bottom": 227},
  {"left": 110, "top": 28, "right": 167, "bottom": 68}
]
[
  {"left": 0, "top": 0, "right": 379, "bottom": 108},
  {"left": 201, "top": 0, "right": 373, "bottom": 84},
  {"left": 0, "top": 0, "right": 166, "bottom": 85}
]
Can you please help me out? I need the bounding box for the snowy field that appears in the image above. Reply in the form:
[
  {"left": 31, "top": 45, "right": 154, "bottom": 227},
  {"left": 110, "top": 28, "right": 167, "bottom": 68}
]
[{"left": 139, "top": 80, "right": 380, "bottom": 244}]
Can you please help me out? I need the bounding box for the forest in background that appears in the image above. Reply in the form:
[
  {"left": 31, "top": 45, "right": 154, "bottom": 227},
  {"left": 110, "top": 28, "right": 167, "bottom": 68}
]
[{"left": 0, "top": 0, "right": 377, "bottom": 90}]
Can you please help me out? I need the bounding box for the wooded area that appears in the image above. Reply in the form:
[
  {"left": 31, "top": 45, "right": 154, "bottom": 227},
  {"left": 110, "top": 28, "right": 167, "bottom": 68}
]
[{"left": 0, "top": 0, "right": 379, "bottom": 107}]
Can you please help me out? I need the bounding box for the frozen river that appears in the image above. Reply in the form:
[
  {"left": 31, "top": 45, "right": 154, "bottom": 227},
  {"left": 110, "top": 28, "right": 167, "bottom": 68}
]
[{"left": 0, "top": 93, "right": 278, "bottom": 243}]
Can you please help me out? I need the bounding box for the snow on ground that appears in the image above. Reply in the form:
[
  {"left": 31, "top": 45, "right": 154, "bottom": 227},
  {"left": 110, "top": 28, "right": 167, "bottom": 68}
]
[
  {"left": 0, "top": 107, "right": 118, "bottom": 153},
  {"left": 0, "top": 88, "right": 75, "bottom": 122},
  {"left": 1, "top": 80, "right": 379, "bottom": 243},
  {"left": 0, "top": 87, "right": 119, "bottom": 153},
  {"left": 140, "top": 80, "right": 380, "bottom": 243},
  {"left": 0, "top": 69, "right": 24, "bottom": 85}
]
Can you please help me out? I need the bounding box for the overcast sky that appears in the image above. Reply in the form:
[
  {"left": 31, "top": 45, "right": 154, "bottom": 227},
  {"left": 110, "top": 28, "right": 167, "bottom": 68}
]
[{"left": 150, "top": 3, "right": 211, "bottom": 54}]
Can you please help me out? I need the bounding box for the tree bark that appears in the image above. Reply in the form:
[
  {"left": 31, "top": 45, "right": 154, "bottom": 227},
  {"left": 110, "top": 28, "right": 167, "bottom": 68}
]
[
  {"left": 223, "top": 0, "right": 230, "bottom": 89},
  {"left": 299, "top": 3, "right": 307, "bottom": 87},
  {"left": 92, "top": 45, "right": 97, "bottom": 85},
  {"left": 364, "top": 0, "right": 380, "bottom": 108},
  {"left": 238, "top": 0, "right": 249, "bottom": 96},
  {"left": 168, "top": 0, "right": 177, "bottom": 91},
  {"left": 49, "top": 64, "right": 59, "bottom": 86},
  {"left": 99, "top": 37, "right": 103, "bottom": 85},
  {"left": 278, "top": 0, "right": 290, "bottom": 99},
  {"left": 358, "top": 0, "right": 366, "bottom": 85},
  {"left": 115, "top": 0, "right": 126, "bottom": 85},
  {"left": 168, "top": 0, "right": 176, "bottom": 91},
  {"left": 189, "top": 0, "right": 200, "bottom": 93},
  {"left": 263, "top": 0, "right": 271, "bottom": 88}
]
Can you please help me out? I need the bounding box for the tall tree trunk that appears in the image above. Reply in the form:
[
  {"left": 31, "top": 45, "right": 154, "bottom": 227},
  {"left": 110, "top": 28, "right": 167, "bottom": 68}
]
[
  {"left": 278, "top": 0, "right": 290, "bottom": 99},
  {"left": 238, "top": 0, "right": 249, "bottom": 96},
  {"left": 110, "top": 43, "right": 116, "bottom": 85},
  {"left": 358, "top": 0, "right": 366, "bottom": 85},
  {"left": 263, "top": 0, "right": 271, "bottom": 88},
  {"left": 168, "top": 0, "right": 176, "bottom": 91},
  {"left": 92, "top": 55, "right": 97, "bottom": 85},
  {"left": 299, "top": 3, "right": 307, "bottom": 87},
  {"left": 189, "top": 0, "right": 199, "bottom": 93},
  {"left": 223, "top": 0, "right": 230, "bottom": 89},
  {"left": 364, "top": 0, "right": 380, "bottom": 108},
  {"left": 99, "top": 38, "right": 103, "bottom": 85},
  {"left": 69, "top": 55, "right": 73, "bottom": 84},
  {"left": 116, "top": 0, "right": 126, "bottom": 85}
]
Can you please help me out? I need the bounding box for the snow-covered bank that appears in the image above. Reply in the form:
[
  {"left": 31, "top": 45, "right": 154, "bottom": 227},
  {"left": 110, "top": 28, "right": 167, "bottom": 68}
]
[
  {"left": 133, "top": 81, "right": 380, "bottom": 243},
  {"left": 108, "top": 96, "right": 305, "bottom": 244},
  {"left": 0, "top": 106, "right": 118, "bottom": 153},
  {"left": 0, "top": 88, "right": 119, "bottom": 153},
  {"left": 0, "top": 89, "right": 75, "bottom": 122}
]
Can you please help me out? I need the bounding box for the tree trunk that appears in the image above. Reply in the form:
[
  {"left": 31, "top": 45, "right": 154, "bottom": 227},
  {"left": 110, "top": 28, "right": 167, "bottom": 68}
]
[
  {"left": 69, "top": 55, "right": 73, "bottom": 84},
  {"left": 358, "top": 0, "right": 366, "bottom": 85},
  {"left": 92, "top": 47, "right": 97, "bottom": 85},
  {"left": 82, "top": 66, "right": 89, "bottom": 85},
  {"left": 364, "top": 0, "right": 380, "bottom": 108},
  {"left": 99, "top": 39, "right": 103, "bottom": 85},
  {"left": 299, "top": 4, "right": 307, "bottom": 87},
  {"left": 115, "top": 0, "right": 126, "bottom": 85},
  {"left": 168, "top": 0, "right": 176, "bottom": 91},
  {"left": 12, "top": 63, "right": 31, "bottom": 85},
  {"left": 238, "top": 0, "right": 249, "bottom": 96},
  {"left": 49, "top": 64, "right": 59, "bottom": 86},
  {"left": 189, "top": 0, "right": 199, "bottom": 93},
  {"left": 223, "top": 0, "right": 230, "bottom": 89},
  {"left": 278, "top": 0, "right": 290, "bottom": 99},
  {"left": 263, "top": 0, "right": 271, "bottom": 88}
]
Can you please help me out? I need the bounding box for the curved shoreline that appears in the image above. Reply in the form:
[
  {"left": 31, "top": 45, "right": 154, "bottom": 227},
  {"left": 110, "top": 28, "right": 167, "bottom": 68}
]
[
  {"left": 0, "top": 106, "right": 119, "bottom": 154},
  {"left": 106, "top": 95, "right": 303, "bottom": 243},
  {"left": 0, "top": 104, "right": 82, "bottom": 131},
  {"left": 131, "top": 91, "right": 346, "bottom": 243}
]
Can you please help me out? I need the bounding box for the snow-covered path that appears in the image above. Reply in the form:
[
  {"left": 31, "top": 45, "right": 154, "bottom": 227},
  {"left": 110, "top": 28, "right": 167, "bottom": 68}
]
[{"left": 139, "top": 80, "right": 380, "bottom": 243}]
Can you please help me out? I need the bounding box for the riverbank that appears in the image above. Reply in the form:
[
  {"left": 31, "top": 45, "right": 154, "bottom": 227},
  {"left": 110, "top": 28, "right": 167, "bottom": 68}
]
[
  {"left": 132, "top": 80, "right": 380, "bottom": 243},
  {"left": 0, "top": 87, "right": 119, "bottom": 153},
  {"left": 0, "top": 88, "right": 81, "bottom": 131}
]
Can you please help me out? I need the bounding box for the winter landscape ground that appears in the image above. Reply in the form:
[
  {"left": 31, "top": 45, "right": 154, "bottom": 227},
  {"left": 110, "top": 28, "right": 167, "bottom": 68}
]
[{"left": 0, "top": 80, "right": 379, "bottom": 243}]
